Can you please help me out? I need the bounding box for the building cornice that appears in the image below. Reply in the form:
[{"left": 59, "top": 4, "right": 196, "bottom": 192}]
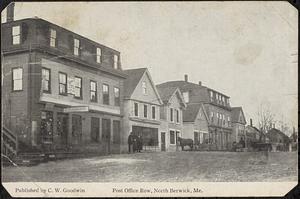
[{"left": 2, "top": 44, "right": 127, "bottom": 79}]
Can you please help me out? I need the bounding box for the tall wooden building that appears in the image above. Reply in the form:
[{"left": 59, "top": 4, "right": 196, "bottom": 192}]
[{"left": 2, "top": 16, "right": 126, "bottom": 154}]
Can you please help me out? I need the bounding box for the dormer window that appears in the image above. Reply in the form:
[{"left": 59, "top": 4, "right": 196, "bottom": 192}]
[
  {"left": 74, "top": 38, "right": 80, "bottom": 56},
  {"left": 113, "top": 55, "right": 118, "bottom": 69},
  {"left": 142, "top": 81, "right": 147, "bottom": 94},
  {"left": 12, "top": 25, "right": 20, "bottom": 45},
  {"left": 50, "top": 29, "right": 56, "bottom": 47},
  {"left": 96, "top": 47, "right": 102, "bottom": 63},
  {"left": 183, "top": 92, "right": 189, "bottom": 103}
]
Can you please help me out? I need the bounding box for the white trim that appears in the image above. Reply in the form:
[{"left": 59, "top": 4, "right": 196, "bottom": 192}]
[{"left": 40, "top": 95, "right": 120, "bottom": 115}]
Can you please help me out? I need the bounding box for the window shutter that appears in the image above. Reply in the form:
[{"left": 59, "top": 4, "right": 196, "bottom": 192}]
[
  {"left": 21, "top": 22, "right": 29, "bottom": 43},
  {"left": 68, "top": 34, "right": 74, "bottom": 51}
]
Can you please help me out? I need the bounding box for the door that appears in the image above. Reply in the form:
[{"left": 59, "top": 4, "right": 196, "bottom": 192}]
[
  {"left": 72, "top": 115, "right": 82, "bottom": 144},
  {"left": 161, "top": 132, "right": 166, "bottom": 151},
  {"left": 91, "top": 117, "right": 100, "bottom": 142},
  {"left": 102, "top": 118, "right": 111, "bottom": 154},
  {"left": 57, "top": 113, "right": 68, "bottom": 148}
]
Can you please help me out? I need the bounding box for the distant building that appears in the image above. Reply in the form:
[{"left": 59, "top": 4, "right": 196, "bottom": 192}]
[
  {"left": 231, "top": 107, "right": 247, "bottom": 144},
  {"left": 182, "top": 103, "right": 209, "bottom": 149},
  {"left": 2, "top": 13, "right": 126, "bottom": 154},
  {"left": 266, "top": 128, "right": 290, "bottom": 151},
  {"left": 122, "top": 68, "right": 163, "bottom": 153},
  {"left": 157, "top": 86, "right": 187, "bottom": 151},
  {"left": 157, "top": 75, "right": 232, "bottom": 151}
]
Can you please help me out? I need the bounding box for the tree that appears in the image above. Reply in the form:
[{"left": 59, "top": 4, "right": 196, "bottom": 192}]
[{"left": 257, "top": 102, "right": 276, "bottom": 134}]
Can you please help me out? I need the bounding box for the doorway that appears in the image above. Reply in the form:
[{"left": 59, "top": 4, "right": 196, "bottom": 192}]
[
  {"left": 161, "top": 132, "right": 166, "bottom": 151},
  {"left": 102, "top": 118, "right": 111, "bottom": 154},
  {"left": 57, "top": 113, "right": 68, "bottom": 148},
  {"left": 91, "top": 117, "right": 100, "bottom": 142}
]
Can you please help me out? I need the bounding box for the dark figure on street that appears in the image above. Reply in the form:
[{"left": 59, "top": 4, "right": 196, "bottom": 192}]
[
  {"left": 137, "top": 135, "right": 143, "bottom": 152},
  {"left": 132, "top": 134, "right": 138, "bottom": 153},
  {"left": 128, "top": 132, "right": 133, "bottom": 153}
]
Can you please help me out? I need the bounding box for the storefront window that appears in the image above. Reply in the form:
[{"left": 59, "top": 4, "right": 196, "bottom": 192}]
[{"left": 41, "top": 111, "right": 53, "bottom": 144}]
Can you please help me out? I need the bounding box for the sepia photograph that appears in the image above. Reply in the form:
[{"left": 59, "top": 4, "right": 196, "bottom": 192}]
[{"left": 1, "top": 1, "right": 298, "bottom": 197}]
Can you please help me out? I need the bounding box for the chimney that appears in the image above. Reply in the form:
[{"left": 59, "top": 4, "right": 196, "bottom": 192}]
[
  {"left": 198, "top": 81, "right": 202, "bottom": 86},
  {"left": 250, "top": 119, "right": 253, "bottom": 127},
  {"left": 184, "top": 74, "right": 188, "bottom": 82},
  {"left": 6, "top": 3, "right": 15, "bottom": 22}
]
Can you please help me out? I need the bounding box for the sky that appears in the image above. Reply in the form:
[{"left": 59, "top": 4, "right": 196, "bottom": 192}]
[{"left": 2, "top": 2, "right": 298, "bottom": 130}]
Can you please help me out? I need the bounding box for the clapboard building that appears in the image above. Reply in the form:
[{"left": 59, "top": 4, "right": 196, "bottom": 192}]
[
  {"left": 1, "top": 14, "right": 126, "bottom": 154},
  {"left": 157, "top": 75, "right": 233, "bottom": 151}
]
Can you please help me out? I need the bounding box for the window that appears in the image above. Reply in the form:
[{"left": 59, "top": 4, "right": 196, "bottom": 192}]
[
  {"left": 103, "top": 84, "right": 109, "bottom": 105},
  {"left": 210, "top": 112, "right": 214, "bottom": 123},
  {"left": 152, "top": 106, "right": 156, "bottom": 119},
  {"left": 50, "top": 28, "right": 56, "bottom": 47},
  {"left": 59, "top": 72, "right": 67, "bottom": 95},
  {"left": 74, "top": 77, "right": 82, "bottom": 99},
  {"left": 228, "top": 116, "right": 231, "bottom": 126},
  {"left": 12, "top": 68, "right": 23, "bottom": 91},
  {"left": 113, "top": 120, "right": 121, "bottom": 144},
  {"left": 170, "top": 130, "right": 175, "bottom": 144},
  {"left": 223, "top": 114, "right": 226, "bottom": 125},
  {"left": 114, "top": 87, "right": 120, "bottom": 106},
  {"left": 134, "top": 102, "right": 139, "bottom": 117},
  {"left": 222, "top": 96, "right": 225, "bottom": 105},
  {"left": 183, "top": 92, "right": 189, "bottom": 103},
  {"left": 74, "top": 38, "right": 80, "bottom": 56},
  {"left": 91, "top": 117, "right": 100, "bottom": 142},
  {"left": 144, "top": 104, "right": 148, "bottom": 118},
  {"left": 176, "top": 109, "right": 179, "bottom": 123},
  {"left": 216, "top": 113, "right": 219, "bottom": 124},
  {"left": 42, "top": 68, "right": 51, "bottom": 92},
  {"left": 96, "top": 47, "right": 102, "bottom": 63},
  {"left": 210, "top": 91, "right": 213, "bottom": 100},
  {"left": 142, "top": 81, "right": 147, "bottom": 94},
  {"left": 12, "top": 25, "right": 20, "bottom": 45},
  {"left": 113, "top": 55, "right": 118, "bottom": 69},
  {"left": 90, "top": 81, "right": 97, "bottom": 102},
  {"left": 170, "top": 108, "right": 174, "bottom": 122}
]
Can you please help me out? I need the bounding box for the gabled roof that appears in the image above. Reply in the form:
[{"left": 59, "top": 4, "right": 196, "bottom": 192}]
[
  {"left": 231, "top": 107, "right": 246, "bottom": 124},
  {"left": 266, "top": 128, "right": 289, "bottom": 141},
  {"left": 183, "top": 103, "right": 209, "bottom": 123},
  {"left": 156, "top": 86, "right": 186, "bottom": 108},
  {"left": 123, "top": 68, "right": 163, "bottom": 104},
  {"left": 123, "top": 68, "right": 148, "bottom": 98}
]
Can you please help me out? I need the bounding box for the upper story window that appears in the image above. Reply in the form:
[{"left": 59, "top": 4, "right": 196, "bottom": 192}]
[
  {"left": 103, "top": 84, "right": 109, "bottom": 105},
  {"left": 42, "top": 68, "right": 51, "bottom": 93},
  {"left": 114, "top": 87, "right": 120, "bottom": 106},
  {"left": 96, "top": 47, "right": 102, "bottom": 63},
  {"left": 90, "top": 80, "right": 97, "bottom": 102},
  {"left": 74, "top": 77, "right": 82, "bottom": 99},
  {"left": 228, "top": 116, "right": 231, "bottom": 126},
  {"left": 59, "top": 72, "right": 67, "bottom": 95},
  {"left": 12, "top": 25, "right": 20, "bottom": 45},
  {"left": 210, "top": 112, "right": 214, "bottom": 123},
  {"left": 12, "top": 68, "right": 23, "bottom": 91},
  {"left": 142, "top": 81, "right": 147, "bottom": 94},
  {"left": 144, "top": 104, "right": 148, "bottom": 118},
  {"left": 222, "top": 96, "right": 225, "bottom": 105},
  {"left": 134, "top": 102, "right": 139, "bottom": 117},
  {"left": 74, "top": 38, "right": 80, "bottom": 56},
  {"left": 50, "top": 29, "right": 56, "bottom": 47},
  {"left": 113, "top": 55, "right": 118, "bottom": 69},
  {"left": 183, "top": 92, "right": 189, "bottom": 103},
  {"left": 176, "top": 109, "right": 180, "bottom": 123},
  {"left": 152, "top": 106, "right": 156, "bottom": 119},
  {"left": 210, "top": 91, "right": 213, "bottom": 100},
  {"left": 170, "top": 108, "right": 174, "bottom": 122}
]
